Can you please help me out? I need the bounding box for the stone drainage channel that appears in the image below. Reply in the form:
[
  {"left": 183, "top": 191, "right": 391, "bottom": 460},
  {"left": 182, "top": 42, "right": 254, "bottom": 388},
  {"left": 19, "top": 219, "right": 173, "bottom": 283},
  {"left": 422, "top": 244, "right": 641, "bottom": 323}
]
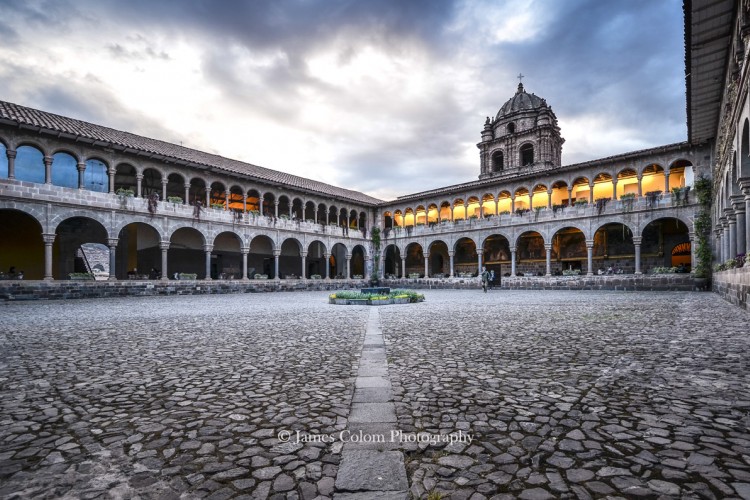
[{"left": 333, "top": 308, "right": 409, "bottom": 499}]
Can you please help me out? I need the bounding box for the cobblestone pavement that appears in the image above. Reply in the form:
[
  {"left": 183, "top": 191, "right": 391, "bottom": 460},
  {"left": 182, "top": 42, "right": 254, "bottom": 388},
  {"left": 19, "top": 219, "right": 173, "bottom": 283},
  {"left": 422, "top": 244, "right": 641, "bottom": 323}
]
[
  {"left": 0, "top": 293, "right": 366, "bottom": 499},
  {"left": 0, "top": 290, "right": 749, "bottom": 499},
  {"left": 382, "top": 290, "right": 750, "bottom": 499}
]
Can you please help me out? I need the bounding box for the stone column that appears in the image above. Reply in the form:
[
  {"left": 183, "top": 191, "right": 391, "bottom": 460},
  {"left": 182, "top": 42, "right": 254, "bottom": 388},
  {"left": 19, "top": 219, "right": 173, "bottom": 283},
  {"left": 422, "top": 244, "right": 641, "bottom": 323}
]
[
  {"left": 43, "top": 233, "right": 56, "bottom": 280},
  {"left": 528, "top": 192, "right": 534, "bottom": 210},
  {"left": 204, "top": 244, "right": 213, "bottom": 280},
  {"left": 511, "top": 196, "right": 516, "bottom": 213},
  {"left": 567, "top": 186, "right": 572, "bottom": 206},
  {"left": 136, "top": 174, "right": 144, "bottom": 198},
  {"left": 449, "top": 206, "right": 454, "bottom": 221},
  {"left": 241, "top": 247, "right": 249, "bottom": 281},
  {"left": 364, "top": 255, "right": 371, "bottom": 281},
  {"left": 401, "top": 256, "right": 407, "bottom": 278},
  {"left": 477, "top": 248, "right": 483, "bottom": 275},
  {"left": 184, "top": 183, "right": 190, "bottom": 205},
  {"left": 732, "top": 195, "right": 746, "bottom": 256},
  {"left": 43, "top": 156, "right": 53, "bottom": 185},
  {"left": 274, "top": 201, "right": 279, "bottom": 218},
  {"left": 301, "top": 251, "right": 307, "bottom": 280},
  {"left": 162, "top": 178, "right": 168, "bottom": 201},
  {"left": 448, "top": 250, "right": 455, "bottom": 278},
  {"left": 727, "top": 210, "right": 737, "bottom": 259},
  {"left": 108, "top": 167, "right": 116, "bottom": 193},
  {"left": 243, "top": 195, "right": 247, "bottom": 213},
  {"left": 664, "top": 171, "right": 670, "bottom": 194},
  {"left": 107, "top": 238, "right": 118, "bottom": 280},
  {"left": 205, "top": 187, "right": 210, "bottom": 208},
  {"left": 224, "top": 191, "right": 230, "bottom": 210},
  {"left": 637, "top": 175, "right": 643, "bottom": 197},
  {"left": 424, "top": 252, "right": 430, "bottom": 278},
  {"left": 510, "top": 247, "right": 517, "bottom": 277},
  {"left": 547, "top": 189, "right": 553, "bottom": 209},
  {"left": 588, "top": 183, "right": 594, "bottom": 204},
  {"left": 544, "top": 244, "right": 552, "bottom": 276},
  {"left": 611, "top": 179, "right": 618, "bottom": 200},
  {"left": 632, "top": 236, "right": 642, "bottom": 274},
  {"left": 273, "top": 250, "right": 281, "bottom": 280},
  {"left": 77, "top": 162, "right": 86, "bottom": 190},
  {"left": 721, "top": 220, "right": 730, "bottom": 262},
  {"left": 323, "top": 253, "right": 331, "bottom": 279},
  {"left": 715, "top": 228, "right": 724, "bottom": 263},
  {"left": 586, "top": 240, "right": 594, "bottom": 276},
  {"left": 744, "top": 184, "right": 750, "bottom": 266},
  {"left": 6, "top": 149, "right": 16, "bottom": 179},
  {"left": 688, "top": 232, "right": 696, "bottom": 270},
  {"left": 160, "top": 241, "right": 170, "bottom": 281}
]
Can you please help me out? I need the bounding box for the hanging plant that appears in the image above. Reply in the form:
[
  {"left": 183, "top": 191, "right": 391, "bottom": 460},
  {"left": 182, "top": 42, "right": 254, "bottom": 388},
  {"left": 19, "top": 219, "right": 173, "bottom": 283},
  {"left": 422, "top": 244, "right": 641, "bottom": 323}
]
[{"left": 147, "top": 193, "right": 159, "bottom": 215}]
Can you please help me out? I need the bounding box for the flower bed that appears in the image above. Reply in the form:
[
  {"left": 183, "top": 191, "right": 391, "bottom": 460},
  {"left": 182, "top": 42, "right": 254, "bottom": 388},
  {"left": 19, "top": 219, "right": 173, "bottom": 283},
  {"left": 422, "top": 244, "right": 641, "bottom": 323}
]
[{"left": 328, "top": 289, "right": 425, "bottom": 305}]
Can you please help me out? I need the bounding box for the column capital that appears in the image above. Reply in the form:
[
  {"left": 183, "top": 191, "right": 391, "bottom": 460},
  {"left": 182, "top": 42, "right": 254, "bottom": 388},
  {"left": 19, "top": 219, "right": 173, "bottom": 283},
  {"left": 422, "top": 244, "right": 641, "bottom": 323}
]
[
  {"left": 159, "top": 241, "right": 171, "bottom": 251},
  {"left": 162, "top": 178, "right": 168, "bottom": 185},
  {"left": 42, "top": 233, "right": 56, "bottom": 245},
  {"left": 77, "top": 162, "right": 86, "bottom": 171},
  {"left": 631, "top": 236, "right": 642, "bottom": 245},
  {"left": 300, "top": 251, "right": 308, "bottom": 258},
  {"left": 739, "top": 177, "right": 750, "bottom": 191},
  {"left": 424, "top": 252, "right": 430, "bottom": 259},
  {"left": 203, "top": 244, "right": 214, "bottom": 252},
  {"left": 184, "top": 182, "right": 191, "bottom": 189},
  {"left": 447, "top": 250, "right": 454, "bottom": 257},
  {"left": 323, "top": 253, "right": 330, "bottom": 258},
  {"left": 509, "top": 246, "right": 517, "bottom": 253},
  {"left": 6, "top": 149, "right": 16, "bottom": 159},
  {"left": 43, "top": 155, "right": 53, "bottom": 165},
  {"left": 107, "top": 238, "right": 119, "bottom": 247},
  {"left": 136, "top": 173, "right": 144, "bottom": 180},
  {"left": 273, "top": 250, "right": 281, "bottom": 257},
  {"left": 724, "top": 207, "right": 735, "bottom": 217},
  {"left": 240, "top": 246, "right": 249, "bottom": 254},
  {"left": 730, "top": 194, "right": 745, "bottom": 210},
  {"left": 476, "top": 248, "right": 484, "bottom": 255},
  {"left": 544, "top": 244, "right": 552, "bottom": 251},
  {"left": 585, "top": 240, "right": 594, "bottom": 248}
]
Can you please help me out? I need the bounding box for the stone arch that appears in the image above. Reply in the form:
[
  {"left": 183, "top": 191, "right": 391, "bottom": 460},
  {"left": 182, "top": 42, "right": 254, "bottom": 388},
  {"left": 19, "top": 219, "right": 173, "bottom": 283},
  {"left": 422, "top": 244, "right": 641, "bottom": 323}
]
[
  {"left": 114, "top": 163, "right": 138, "bottom": 194},
  {"left": 497, "top": 190, "right": 512, "bottom": 214},
  {"left": 520, "top": 142, "right": 534, "bottom": 166},
  {"left": 54, "top": 216, "right": 109, "bottom": 280},
  {"left": 262, "top": 192, "right": 276, "bottom": 217},
  {"left": 307, "top": 240, "right": 327, "bottom": 277},
  {"left": 209, "top": 181, "right": 227, "bottom": 209},
  {"left": 550, "top": 226, "right": 587, "bottom": 274},
  {"left": 516, "top": 230, "right": 545, "bottom": 276},
  {"left": 550, "top": 180, "right": 569, "bottom": 206},
  {"left": 279, "top": 237, "right": 302, "bottom": 279},
  {"left": 248, "top": 234, "right": 275, "bottom": 278},
  {"left": 514, "top": 186, "right": 530, "bottom": 211},
  {"left": 427, "top": 239, "right": 449, "bottom": 277},
  {"left": 592, "top": 172, "right": 614, "bottom": 201},
  {"left": 228, "top": 184, "right": 245, "bottom": 212},
  {"left": 531, "top": 183, "right": 549, "bottom": 209},
  {"left": 15, "top": 144, "right": 45, "bottom": 183},
  {"left": 0, "top": 140, "right": 7, "bottom": 178},
  {"left": 452, "top": 198, "right": 465, "bottom": 220},
  {"left": 641, "top": 163, "right": 666, "bottom": 195},
  {"left": 454, "top": 236, "right": 477, "bottom": 276},
  {"left": 482, "top": 233, "right": 511, "bottom": 278},
  {"left": 466, "top": 196, "right": 481, "bottom": 219},
  {"left": 491, "top": 149, "right": 504, "bottom": 172},
  {"left": 439, "top": 201, "right": 451, "bottom": 221},
  {"left": 116, "top": 221, "right": 162, "bottom": 279},
  {"left": 169, "top": 226, "right": 207, "bottom": 278},
  {"left": 330, "top": 242, "right": 347, "bottom": 278},
  {"left": 350, "top": 244, "right": 366, "bottom": 278},
  {"left": 668, "top": 159, "right": 695, "bottom": 192},
  {"left": 188, "top": 177, "right": 207, "bottom": 206},
  {"left": 571, "top": 176, "right": 591, "bottom": 203},
  {"left": 640, "top": 217, "right": 691, "bottom": 271},
  {"left": 247, "top": 188, "right": 262, "bottom": 213},
  {"left": 141, "top": 167, "right": 163, "bottom": 198},
  {"left": 165, "top": 173, "right": 185, "bottom": 203},
  {"left": 278, "top": 195, "right": 292, "bottom": 219},
  {"left": 50, "top": 209, "right": 110, "bottom": 235},
  {"left": 393, "top": 209, "right": 403, "bottom": 227},
  {"left": 359, "top": 211, "right": 367, "bottom": 232},
  {"left": 404, "top": 241, "right": 424, "bottom": 277},
  {"left": 404, "top": 207, "right": 415, "bottom": 226},
  {"left": 616, "top": 168, "right": 639, "bottom": 199},
  {"left": 383, "top": 243, "right": 402, "bottom": 278},
  {"left": 292, "top": 198, "right": 304, "bottom": 220},
  {"left": 0, "top": 208, "right": 44, "bottom": 279},
  {"left": 741, "top": 118, "right": 750, "bottom": 178}
]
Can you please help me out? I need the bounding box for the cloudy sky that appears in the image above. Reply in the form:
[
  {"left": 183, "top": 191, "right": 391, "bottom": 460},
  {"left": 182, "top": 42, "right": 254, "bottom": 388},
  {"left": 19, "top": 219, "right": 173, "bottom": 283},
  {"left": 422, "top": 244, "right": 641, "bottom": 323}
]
[{"left": 0, "top": 0, "right": 686, "bottom": 200}]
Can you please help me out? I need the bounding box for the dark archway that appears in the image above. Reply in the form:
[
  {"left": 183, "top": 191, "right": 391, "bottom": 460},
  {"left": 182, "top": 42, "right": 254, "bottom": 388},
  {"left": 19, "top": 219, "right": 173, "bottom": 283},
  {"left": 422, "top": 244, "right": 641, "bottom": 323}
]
[
  {"left": 428, "top": 240, "right": 449, "bottom": 277},
  {"left": 280, "top": 238, "right": 302, "bottom": 278},
  {"left": 482, "top": 234, "right": 510, "bottom": 278},
  {"left": 384, "top": 244, "right": 402, "bottom": 278},
  {"left": 169, "top": 227, "right": 205, "bottom": 278},
  {"left": 0, "top": 209, "right": 44, "bottom": 279},
  {"left": 213, "top": 232, "right": 243, "bottom": 279},
  {"left": 117, "top": 222, "right": 161, "bottom": 279},
  {"left": 454, "top": 237, "right": 477, "bottom": 276},
  {"left": 249, "top": 235, "right": 274, "bottom": 278},
  {"left": 551, "top": 227, "right": 586, "bottom": 274},
  {"left": 54, "top": 217, "right": 108, "bottom": 280},
  {"left": 642, "top": 218, "right": 690, "bottom": 272},
  {"left": 351, "top": 245, "right": 366, "bottom": 278},
  {"left": 516, "top": 231, "right": 545, "bottom": 276}
]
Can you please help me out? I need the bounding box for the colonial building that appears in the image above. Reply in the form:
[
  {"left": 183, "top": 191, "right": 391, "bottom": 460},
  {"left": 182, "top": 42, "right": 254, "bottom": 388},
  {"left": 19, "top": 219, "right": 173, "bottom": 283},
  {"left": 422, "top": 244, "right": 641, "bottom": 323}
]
[{"left": 0, "top": 0, "right": 748, "bottom": 303}]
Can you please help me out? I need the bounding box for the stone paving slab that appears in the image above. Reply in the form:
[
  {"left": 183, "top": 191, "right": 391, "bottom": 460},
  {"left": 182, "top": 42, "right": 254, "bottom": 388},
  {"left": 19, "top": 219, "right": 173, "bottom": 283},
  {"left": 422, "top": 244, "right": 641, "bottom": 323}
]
[
  {"left": 355, "top": 376, "right": 391, "bottom": 388},
  {"left": 349, "top": 403, "right": 397, "bottom": 423},
  {"left": 352, "top": 388, "right": 393, "bottom": 403},
  {"left": 334, "top": 450, "right": 408, "bottom": 491}
]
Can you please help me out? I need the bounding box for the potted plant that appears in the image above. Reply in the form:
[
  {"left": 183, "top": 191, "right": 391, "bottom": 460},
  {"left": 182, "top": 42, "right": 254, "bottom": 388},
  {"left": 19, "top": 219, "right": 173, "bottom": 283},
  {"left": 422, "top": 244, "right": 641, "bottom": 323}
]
[
  {"left": 167, "top": 196, "right": 183, "bottom": 204},
  {"left": 69, "top": 272, "right": 95, "bottom": 281}
]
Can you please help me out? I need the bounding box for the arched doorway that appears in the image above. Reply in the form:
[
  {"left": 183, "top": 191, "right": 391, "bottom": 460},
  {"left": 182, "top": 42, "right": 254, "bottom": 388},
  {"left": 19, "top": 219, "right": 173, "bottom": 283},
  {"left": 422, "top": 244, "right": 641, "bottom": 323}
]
[
  {"left": 0, "top": 209, "right": 44, "bottom": 279},
  {"left": 280, "top": 238, "right": 302, "bottom": 278},
  {"left": 248, "top": 235, "right": 274, "bottom": 278},
  {"left": 428, "top": 240, "right": 449, "bottom": 277},
  {"left": 404, "top": 242, "right": 424, "bottom": 277},
  {"left": 307, "top": 241, "right": 327, "bottom": 278},
  {"left": 51, "top": 152, "right": 79, "bottom": 189},
  {"left": 482, "top": 234, "right": 510, "bottom": 279},
  {"left": 169, "top": 227, "right": 205, "bottom": 278},
  {"left": 593, "top": 223, "right": 636, "bottom": 273},
  {"left": 516, "top": 231, "right": 545, "bottom": 276},
  {"left": 117, "top": 222, "right": 161, "bottom": 279},
  {"left": 641, "top": 218, "right": 690, "bottom": 272},
  {"left": 454, "top": 237, "right": 477, "bottom": 276},
  {"left": 551, "top": 227, "right": 587, "bottom": 274},
  {"left": 54, "top": 217, "right": 108, "bottom": 280},
  {"left": 331, "top": 243, "right": 347, "bottom": 279},
  {"left": 213, "top": 232, "right": 243, "bottom": 279},
  {"left": 351, "top": 245, "right": 366, "bottom": 278},
  {"left": 383, "top": 244, "right": 402, "bottom": 278}
]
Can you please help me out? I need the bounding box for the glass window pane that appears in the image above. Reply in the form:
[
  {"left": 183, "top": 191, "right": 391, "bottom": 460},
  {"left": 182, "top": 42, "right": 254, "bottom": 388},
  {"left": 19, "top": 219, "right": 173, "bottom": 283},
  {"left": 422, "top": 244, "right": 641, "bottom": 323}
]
[
  {"left": 15, "top": 145, "right": 45, "bottom": 183},
  {"left": 52, "top": 153, "right": 78, "bottom": 188},
  {"left": 84, "top": 159, "right": 108, "bottom": 192}
]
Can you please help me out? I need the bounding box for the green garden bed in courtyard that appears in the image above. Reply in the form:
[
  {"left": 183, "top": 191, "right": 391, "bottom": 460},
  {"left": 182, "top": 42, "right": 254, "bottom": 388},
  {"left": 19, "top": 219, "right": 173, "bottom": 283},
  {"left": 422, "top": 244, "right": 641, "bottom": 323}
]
[{"left": 329, "top": 289, "right": 425, "bottom": 305}]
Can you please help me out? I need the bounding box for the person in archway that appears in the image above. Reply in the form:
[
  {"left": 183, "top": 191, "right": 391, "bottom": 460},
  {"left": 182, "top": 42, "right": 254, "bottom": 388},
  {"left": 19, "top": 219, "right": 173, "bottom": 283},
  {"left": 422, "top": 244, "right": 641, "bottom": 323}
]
[
  {"left": 489, "top": 269, "right": 495, "bottom": 289},
  {"left": 480, "top": 266, "right": 489, "bottom": 293}
]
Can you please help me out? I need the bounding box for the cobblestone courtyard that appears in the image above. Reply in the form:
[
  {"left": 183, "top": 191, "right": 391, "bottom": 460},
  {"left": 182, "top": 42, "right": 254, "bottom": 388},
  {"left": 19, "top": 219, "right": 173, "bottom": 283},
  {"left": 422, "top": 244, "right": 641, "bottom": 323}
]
[{"left": 1, "top": 290, "right": 749, "bottom": 499}]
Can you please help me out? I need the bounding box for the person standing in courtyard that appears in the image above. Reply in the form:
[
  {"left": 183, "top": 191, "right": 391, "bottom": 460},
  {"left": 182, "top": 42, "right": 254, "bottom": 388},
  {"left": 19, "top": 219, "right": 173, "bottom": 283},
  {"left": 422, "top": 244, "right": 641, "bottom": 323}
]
[{"left": 480, "top": 266, "right": 489, "bottom": 293}]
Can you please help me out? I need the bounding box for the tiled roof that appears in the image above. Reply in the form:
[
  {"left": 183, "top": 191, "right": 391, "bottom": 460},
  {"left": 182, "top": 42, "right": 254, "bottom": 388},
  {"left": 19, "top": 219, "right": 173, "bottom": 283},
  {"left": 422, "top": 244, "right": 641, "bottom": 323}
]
[{"left": 0, "top": 100, "right": 383, "bottom": 206}]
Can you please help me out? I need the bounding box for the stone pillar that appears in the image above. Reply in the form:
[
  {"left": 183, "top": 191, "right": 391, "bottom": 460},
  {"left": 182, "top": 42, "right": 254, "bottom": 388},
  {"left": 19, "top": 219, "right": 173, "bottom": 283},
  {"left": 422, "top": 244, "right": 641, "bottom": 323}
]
[
  {"left": 43, "top": 156, "right": 53, "bottom": 185},
  {"left": 401, "top": 256, "right": 407, "bottom": 278},
  {"left": 732, "top": 195, "right": 746, "bottom": 256},
  {"left": 43, "top": 233, "right": 56, "bottom": 280},
  {"left": 243, "top": 195, "right": 247, "bottom": 213},
  {"left": 224, "top": 191, "right": 230, "bottom": 210},
  {"left": 637, "top": 176, "right": 643, "bottom": 197},
  {"left": 567, "top": 186, "right": 572, "bottom": 206},
  {"left": 365, "top": 255, "right": 371, "bottom": 281},
  {"left": 107, "top": 238, "right": 118, "bottom": 280},
  {"left": 528, "top": 192, "right": 534, "bottom": 210},
  {"left": 715, "top": 228, "right": 724, "bottom": 263},
  {"left": 301, "top": 251, "right": 307, "bottom": 280},
  {"left": 586, "top": 240, "right": 594, "bottom": 276},
  {"left": 162, "top": 178, "right": 168, "bottom": 201},
  {"left": 160, "top": 241, "right": 169, "bottom": 281},
  {"left": 664, "top": 171, "right": 670, "bottom": 194},
  {"left": 688, "top": 232, "right": 696, "bottom": 270},
  {"left": 77, "top": 162, "right": 86, "bottom": 190},
  {"left": 204, "top": 244, "right": 213, "bottom": 280},
  {"left": 6, "top": 149, "right": 16, "bottom": 179},
  {"left": 448, "top": 250, "right": 455, "bottom": 278},
  {"left": 511, "top": 196, "right": 516, "bottom": 213},
  {"left": 588, "top": 183, "right": 594, "bottom": 204},
  {"left": 184, "top": 183, "right": 190, "bottom": 205},
  {"left": 721, "top": 220, "right": 730, "bottom": 262},
  {"left": 544, "top": 244, "right": 552, "bottom": 276},
  {"left": 345, "top": 254, "right": 351, "bottom": 279},
  {"left": 547, "top": 189, "right": 553, "bottom": 209},
  {"left": 477, "top": 248, "right": 483, "bottom": 275},
  {"left": 205, "top": 187, "right": 210, "bottom": 208},
  {"left": 744, "top": 184, "right": 750, "bottom": 266},
  {"left": 727, "top": 210, "right": 737, "bottom": 259},
  {"left": 323, "top": 253, "right": 331, "bottom": 279},
  {"left": 136, "top": 174, "right": 144, "bottom": 198},
  {"left": 632, "top": 236, "right": 642, "bottom": 274},
  {"left": 424, "top": 253, "right": 430, "bottom": 278},
  {"left": 274, "top": 201, "right": 279, "bottom": 218},
  {"left": 108, "top": 167, "right": 116, "bottom": 193},
  {"left": 612, "top": 179, "right": 618, "bottom": 200},
  {"left": 273, "top": 250, "right": 280, "bottom": 280},
  {"left": 241, "top": 247, "right": 249, "bottom": 281},
  {"left": 449, "top": 206, "right": 454, "bottom": 221},
  {"left": 510, "top": 247, "right": 517, "bottom": 277}
]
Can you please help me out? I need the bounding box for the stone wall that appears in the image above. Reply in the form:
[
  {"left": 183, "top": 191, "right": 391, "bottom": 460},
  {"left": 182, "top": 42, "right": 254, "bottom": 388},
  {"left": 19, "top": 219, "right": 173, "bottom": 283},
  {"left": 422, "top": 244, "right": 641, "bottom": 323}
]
[
  {"left": 383, "top": 274, "right": 697, "bottom": 291},
  {"left": 0, "top": 279, "right": 367, "bottom": 301},
  {"left": 712, "top": 267, "right": 750, "bottom": 311}
]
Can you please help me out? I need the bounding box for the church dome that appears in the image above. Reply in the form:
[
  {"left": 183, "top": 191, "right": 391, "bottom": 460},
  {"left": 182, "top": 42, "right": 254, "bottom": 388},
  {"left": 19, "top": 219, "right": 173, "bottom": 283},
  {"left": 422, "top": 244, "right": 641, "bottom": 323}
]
[{"left": 496, "top": 83, "right": 547, "bottom": 118}]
